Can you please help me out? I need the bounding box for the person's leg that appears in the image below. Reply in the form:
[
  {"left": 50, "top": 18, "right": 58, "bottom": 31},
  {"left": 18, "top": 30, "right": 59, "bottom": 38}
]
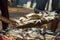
[
  {"left": 34, "top": 0, "right": 48, "bottom": 13},
  {"left": 0, "top": 0, "right": 9, "bottom": 30},
  {"left": 50, "top": 19, "right": 59, "bottom": 32},
  {"left": 52, "top": 0, "right": 58, "bottom": 11}
]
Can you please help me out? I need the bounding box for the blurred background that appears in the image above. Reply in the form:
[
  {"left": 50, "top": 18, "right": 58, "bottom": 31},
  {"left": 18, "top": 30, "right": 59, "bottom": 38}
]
[
  {"left": 8, "top": 0, "right": 36, "bottom": 9},
  {"left": 8, "top": 0, "right": 37, "bottom": 18}
]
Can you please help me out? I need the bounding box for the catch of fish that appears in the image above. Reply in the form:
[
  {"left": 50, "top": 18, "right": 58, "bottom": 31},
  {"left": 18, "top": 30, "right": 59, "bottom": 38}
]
[
  {"left": 0, "top": 11, "right": 60, "bottom": 40},
  {"left": 13, "top": 11, "right": 59, "bottom": 27}
]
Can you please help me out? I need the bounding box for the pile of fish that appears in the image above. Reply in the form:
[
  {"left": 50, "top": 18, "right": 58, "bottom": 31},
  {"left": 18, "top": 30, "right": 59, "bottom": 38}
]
[
  {"left": 13, "top": 11, "right": 59, "bottom": 27},
  {"left": 6, "top": 28, "right": 44, "bottom": 40},
  {"left": 0, "top": 27, "right": 60, "bottom": 40},
  {"left": 0, "top": 11, "right": 60, "bottom": 40}
]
